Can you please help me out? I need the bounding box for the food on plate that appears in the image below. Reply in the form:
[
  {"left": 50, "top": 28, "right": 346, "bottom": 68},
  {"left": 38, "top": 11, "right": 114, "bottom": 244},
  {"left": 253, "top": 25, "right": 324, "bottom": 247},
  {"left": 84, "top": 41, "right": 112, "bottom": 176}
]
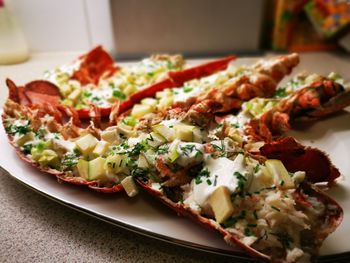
[
  {"left": 117, "top": 53, "right": 300, "bottom": 123},
  {"left": 2, "top": 49, "right": 348, "bottom": 262}
]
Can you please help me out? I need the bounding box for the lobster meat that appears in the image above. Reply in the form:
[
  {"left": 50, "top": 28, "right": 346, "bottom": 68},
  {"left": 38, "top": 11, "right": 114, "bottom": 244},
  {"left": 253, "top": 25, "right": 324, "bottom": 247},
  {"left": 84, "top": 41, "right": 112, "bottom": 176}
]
[
  {"left": 2, "top": 99, "right": 123, "bottom": 193},
  {"left": 246, "top": 77, "right": 350, "bottom": 142},
  {"left": 185, "top": 53, "right": 300, "bottom": 117},
  {"left": 134, "top": 149, "right": 343, "bottom": 262}
]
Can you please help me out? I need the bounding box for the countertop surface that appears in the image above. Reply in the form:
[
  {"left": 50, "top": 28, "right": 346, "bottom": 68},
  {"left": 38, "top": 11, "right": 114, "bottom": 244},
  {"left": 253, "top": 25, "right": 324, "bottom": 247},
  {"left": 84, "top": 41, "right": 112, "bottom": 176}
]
[{"left": 1, "top": 51, "right": 350, "bottom": 263}]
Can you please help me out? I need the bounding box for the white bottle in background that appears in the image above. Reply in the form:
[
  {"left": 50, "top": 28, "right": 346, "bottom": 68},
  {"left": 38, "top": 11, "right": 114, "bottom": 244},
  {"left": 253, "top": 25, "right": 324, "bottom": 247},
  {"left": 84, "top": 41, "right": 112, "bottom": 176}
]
[{"left": 0, "top": 0, "right": 29, "bottom": 64}]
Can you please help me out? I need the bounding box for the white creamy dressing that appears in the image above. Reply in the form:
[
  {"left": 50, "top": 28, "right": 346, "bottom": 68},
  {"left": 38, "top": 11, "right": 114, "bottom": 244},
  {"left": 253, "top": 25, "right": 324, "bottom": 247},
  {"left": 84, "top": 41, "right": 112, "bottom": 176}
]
[
  {"left": 13, "top": 119, "right": 28, "bottom": 127},
  {"left": 173, "top": 86, "right": 202, "bottom": 103},
  {"left": 44, "top": 60, "right": 81, "bottom": 85},
  {"left": 88, "top": 86, "right": 113, "bottom": 106},
  {"left": 185, "top": 154, "right": 250, "bottom": 209},
  {"left": 159, "top": 118, "right": 180, "bottom": 128},
  {"left": 224, "top": 112, "right": 251, "bottom": 129},
  {"left": 175, "top": 142, "right": 204, "bottom": 166},
  {"left": 127, "top": 136, "right": 144, "bottom": 147},
  {"left": 172, "top": 68, "right": 231, "bottom": 103}
]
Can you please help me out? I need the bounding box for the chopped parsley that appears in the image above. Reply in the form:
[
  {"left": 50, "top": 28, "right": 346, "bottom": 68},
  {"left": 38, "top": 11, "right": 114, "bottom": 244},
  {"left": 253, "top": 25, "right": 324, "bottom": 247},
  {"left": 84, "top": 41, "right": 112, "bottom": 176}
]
[
  {"left": 61, "top": 152, "right": 79, "bottom": 168},
  {"left": 183, "top": 86, "right": 193, "bottom": 93},
  {"left": 113, "top": 89, "right": 126, "bottom": 100},
  {"left": 274, "top": 87, "right": 288, "bottom": 98},
  {"left": 22, "top": 144, "right": 33, "bottom": 155},
  {"left": 195, "top": 168, "right": 210, "bottom": 184},
  {"left": 167, "top": 61, "right": 174, "bottom": 69},
  {"left": 157, "top": 145, "right": 169, "bottom": 155},
  {"left": 180, "top": 144, "right": 195, "bottom": 156},
  {"left": 233, "top": 171, "right": 247, "bottom": 197},
  {"left": 244, "top": 227, "right": 253, "bottom": 236},
  {"left": 5, "top": 121, "right": 31, "bottom": 135},
  {"left": 253, "top": 164, "right": 260, "bottom": 173},
  {"left": 82, "top": 90, "right": 92, "bottom": 97},
  {"left": 131, "top": 167, "right": 149, "bottom": 181},
  {"left": 127, "top": 143, "right": 145, "bottom": 157},
  {"left": 253, "top": 210, "right": 258, "bottom": 220},
  {"left": 271, "top": 205, "right": 280, "bottom": 212},
  {"left": 231, "top": 122, "right": 240, "bottom": 128},
  {"left": 35, "top": 128, "right": 46, "bottom": 139},
  {"left": 222, "top": 210, "right": 246, "bottom": 228}
]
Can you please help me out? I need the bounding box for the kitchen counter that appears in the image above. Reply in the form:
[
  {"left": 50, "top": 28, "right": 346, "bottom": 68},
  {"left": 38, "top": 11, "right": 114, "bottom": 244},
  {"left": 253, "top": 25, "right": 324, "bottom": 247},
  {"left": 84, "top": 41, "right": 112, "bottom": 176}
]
[{"left": 1, "top": 51, "right": 350, "bottom": 263}]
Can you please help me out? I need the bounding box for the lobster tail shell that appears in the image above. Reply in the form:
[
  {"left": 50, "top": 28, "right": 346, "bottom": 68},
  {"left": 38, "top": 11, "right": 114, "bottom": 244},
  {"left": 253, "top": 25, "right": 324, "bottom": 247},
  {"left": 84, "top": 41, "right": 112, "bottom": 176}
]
[
  {"left": 259, "top": 137, "right": 341, "bottom": 185},
  {"left": 135, "top": 177, "right": 343, "bottom": 262}
]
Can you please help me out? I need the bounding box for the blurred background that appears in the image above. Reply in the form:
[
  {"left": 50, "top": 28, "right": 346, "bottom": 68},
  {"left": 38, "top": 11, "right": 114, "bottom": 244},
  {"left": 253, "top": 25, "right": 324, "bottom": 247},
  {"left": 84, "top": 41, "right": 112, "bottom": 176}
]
[{"left": 1, "top": 0, "right": 350, "bottom": 62}]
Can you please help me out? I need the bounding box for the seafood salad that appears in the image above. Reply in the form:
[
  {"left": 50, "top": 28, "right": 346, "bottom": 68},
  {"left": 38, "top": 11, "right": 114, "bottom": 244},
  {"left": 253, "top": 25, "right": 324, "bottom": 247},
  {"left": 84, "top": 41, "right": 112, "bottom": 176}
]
[{"left": 2, "top": 47, "right": 350, "bottom": 262}]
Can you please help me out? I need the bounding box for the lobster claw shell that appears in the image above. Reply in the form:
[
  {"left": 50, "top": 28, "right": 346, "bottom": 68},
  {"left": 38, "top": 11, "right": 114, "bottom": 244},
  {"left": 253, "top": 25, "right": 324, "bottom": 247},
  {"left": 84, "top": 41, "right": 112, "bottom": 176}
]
[
  {"left": 5, "top": 78, "right": 61, "bottom": 106},
  {"left": 259, "top": 137, "right": 340, "bottom": 185},
  {"left": 71, "top": 45, "right": 119, "bottom": 86}
]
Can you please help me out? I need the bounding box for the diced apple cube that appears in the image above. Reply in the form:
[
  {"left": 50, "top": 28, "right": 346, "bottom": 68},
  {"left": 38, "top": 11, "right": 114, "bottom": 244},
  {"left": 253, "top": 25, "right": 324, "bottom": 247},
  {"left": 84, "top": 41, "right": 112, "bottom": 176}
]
[
  {"left": 37, "top": 149, "right": 59, "bottom": 168},
  {"left": 88, "top": 157, "right": 107, "bottom": 181},
  {"left": 131, "top": 104, "right": 154, "bottom": 119},
  {"left": 147, "top": 132, "right": 166, "bottom": 148},
  {"left": 104, "top": 154, "right": 125, "bottom": 174},
  {"left": 209, "top": 186, "right": 234, "bottom": 224},
  {"left": 174, "top": 124, "right": 195, "bottom": 141},
  {"left": 15, "top": 132, "right": 34, "bottom": 146},
  {"left": 77, "top": 159, "right": 89, "bottom": 180},
  {"left": 121, "top": 176, "right": 139, "bottom": 197},
  {"left": 75, "top": 134, "right": 98, "bottom": 155},
  {"left": 92, "top": 141, "right": 110, "bottom": 157},
  {"left": 141, "top": 98, "right": 157, "bottom": 108},
  {"left": 152, "top": 124, "right": 174, "bottom": 141},
  {"left": 67, "top": 88, "right": 82, "bottom": 102},
  {"left": 137, "top": 154, "right": 149, "bottom": 168},
  {"left": 248, "top": 167, "right": 274, "bottom": 193},
  {"left": 158, "top": 97, "right": 173, "bottom": 109},
  {"left": 265, "top": 159, "right": 294, "bottom": 189},
  {"left": 101, "top": 128, "right": 119, "bottom": 143}
]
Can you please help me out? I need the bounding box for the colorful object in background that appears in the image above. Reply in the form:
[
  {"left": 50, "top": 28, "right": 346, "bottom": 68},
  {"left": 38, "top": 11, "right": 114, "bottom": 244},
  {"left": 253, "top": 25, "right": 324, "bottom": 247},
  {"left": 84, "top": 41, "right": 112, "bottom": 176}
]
[
  {"left": 270, "top": 0, "right": 350, "bottom": 52},
  {"left": 271, "top": 0, "right": 309, "bottom": 51},
  {"left": 305, "top": 0, "right": 350, "bottom": 38}
]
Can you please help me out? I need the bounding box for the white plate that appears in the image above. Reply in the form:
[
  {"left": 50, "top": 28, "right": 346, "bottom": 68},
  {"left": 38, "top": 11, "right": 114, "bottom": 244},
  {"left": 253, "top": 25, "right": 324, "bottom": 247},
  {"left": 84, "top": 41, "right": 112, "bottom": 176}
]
[{"left": 1, "top": 109, "right": 350, "bottom": 260}]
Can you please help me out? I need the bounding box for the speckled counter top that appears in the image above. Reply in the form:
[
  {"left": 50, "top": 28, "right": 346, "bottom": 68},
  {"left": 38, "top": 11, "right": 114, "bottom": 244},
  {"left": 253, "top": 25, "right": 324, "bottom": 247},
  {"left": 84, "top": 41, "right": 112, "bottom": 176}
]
[{"left": 1, "top": 51, "right": 350, "bottom": 263}]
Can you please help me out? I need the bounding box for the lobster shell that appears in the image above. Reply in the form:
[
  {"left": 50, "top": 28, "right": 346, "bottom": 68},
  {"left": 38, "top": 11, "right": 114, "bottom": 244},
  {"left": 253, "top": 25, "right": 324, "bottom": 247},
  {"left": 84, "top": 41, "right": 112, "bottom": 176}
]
[
  {"left": 1, "top": 111, "right": 123, "bottom": 193},
  {"left": 259, "top": 137, "right": 341, "bottom": 185},
  {"left": 135, "top": 177, "right": 343, "bottom": 262}
]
